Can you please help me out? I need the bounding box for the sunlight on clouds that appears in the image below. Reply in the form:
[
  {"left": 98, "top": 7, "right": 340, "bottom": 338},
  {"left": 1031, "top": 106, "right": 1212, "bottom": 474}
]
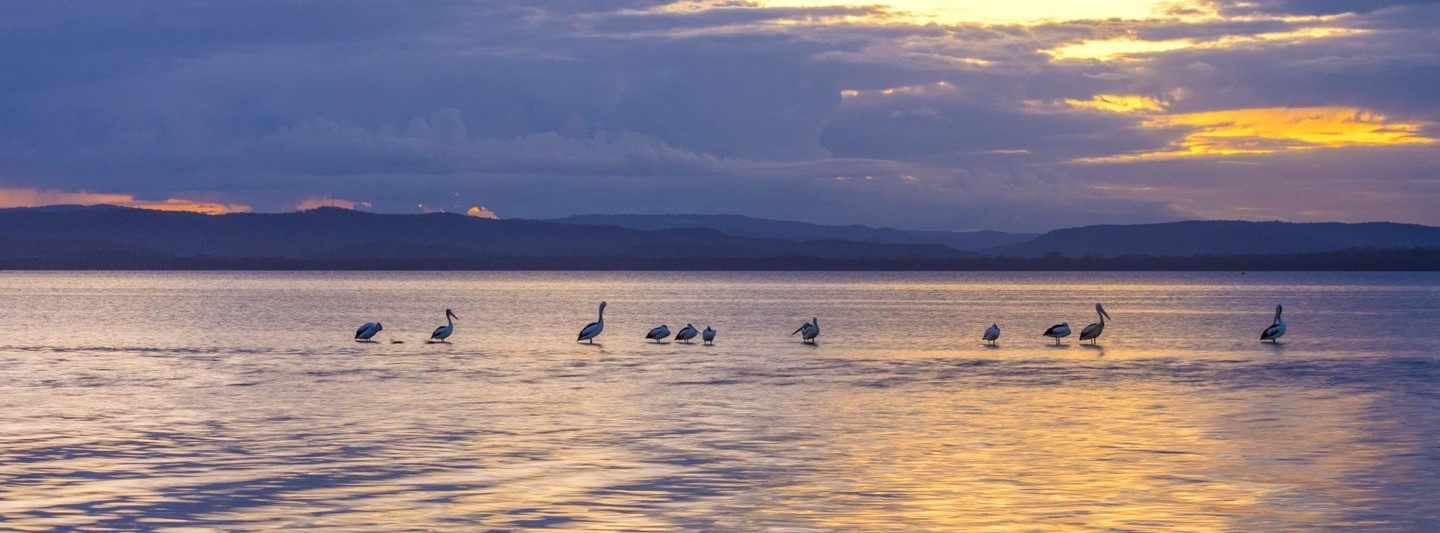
[
  {"left": 840, "top": 81, "right": 956, "bottom": 101},
  {"left": 467, "top": 206, "right": 501, "bottom": 219},
  {"left": 294, "top": 197, "right": 371, "bottom": 211},
  {"left": 1065, "top": 94, "right": 1169, "bottom": 114},
  {"left": 754, "top": 0, "right": 1211, "bottom": 25},
  {"left": 1046, "top": 26, "right": 1368, "bottom": 61},
  {"left": 0, "top": 187, "right": 250, "bottom": 214},
  {"left": 1047, "top": 37, "right": 1194, "bottom": 61},
  {"left": 1077, "top": 107, "right": 1436, "bottom": 163}
]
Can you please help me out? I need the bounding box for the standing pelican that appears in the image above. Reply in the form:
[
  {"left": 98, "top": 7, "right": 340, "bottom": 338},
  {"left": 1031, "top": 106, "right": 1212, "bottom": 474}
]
[
  {"left": 645, "top": 324, "right": 671, "bottom": 343},
  {"left": 430, "top": 308, "right": 458, "bottom": 342},
  {"left": 675, "top": 323, "right": 698, "bottom": 344},
  {"left": 702, "top": 326, "right": 716, "bottom": 345},
  {"left": 983, "top": 324, "right": 1000, "bottom": 345},
  {"left": 355, "top": 322, "right": 383, "bottom": 342},
  {"left": 792, "top": 317, "right": 819, "bottom": 344},
  {"left": 1043, "top": 322, "right": 1071, "bottom": 345},
  {"left": 1261, "top": 304, "right": 1286, "bottom": 343},
  {"left": 577, "top": 301, "right": 606, "bottom": 343},
  {"left": 1078, "top": 304, "right": 1112, "bottom": 345}
]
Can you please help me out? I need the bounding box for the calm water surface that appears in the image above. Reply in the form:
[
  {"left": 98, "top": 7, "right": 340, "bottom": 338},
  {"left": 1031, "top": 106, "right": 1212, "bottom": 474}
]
[{"left": 1, "top": 271, "right": 1438, "bottom": 531}]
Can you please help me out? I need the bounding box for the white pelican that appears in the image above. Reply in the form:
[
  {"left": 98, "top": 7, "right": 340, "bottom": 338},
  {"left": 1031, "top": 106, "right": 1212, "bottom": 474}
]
[
  {"left": 577, "top": 301, "right": 606, "bottom": 343},
  {"left": 702, "top": 326, "right": 716, "bottom": 345},
  {"left": 983, "top": 324, "right": 1000, "bottom": 345},
  {"left": 355, "top": 322, "right": 383, "bottom": 342},
  {"left": 675, "top": 323, "right": 698, "bottom": 344},
  {"left": 1043, "top": 322, "right": 1070, "bottom": 345},
  {"left": 1261, "top": 304, "right": 1286, "bottom": 342},
  {"left": 646, "top": 324, "right": 671, "bottom": 343},
  {"left": 430, "top": 308, "right": 458, "bottom": 342},
  {"left": 792, "top": 317, "right": 819, "bottom": 344},
  {"left": 1078, "top": 304, "right": 1112, "bottom": 345}
]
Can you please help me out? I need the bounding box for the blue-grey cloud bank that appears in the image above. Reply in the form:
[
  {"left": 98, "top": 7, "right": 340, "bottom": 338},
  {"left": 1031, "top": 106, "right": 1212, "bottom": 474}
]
[{"left": 1, "top": 1, "right": 1437, "bottom": 232}]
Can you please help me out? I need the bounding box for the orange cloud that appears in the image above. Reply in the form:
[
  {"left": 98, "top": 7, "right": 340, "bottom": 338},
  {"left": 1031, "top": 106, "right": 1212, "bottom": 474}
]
[
  {"left": 0, "top": 187, "right": 250, "bottom": 214},
  {"left": 1072, "top": 107, "right": 1437, "bottom": 163},
  {"left": 466, "top": 206, "right": 501, "bottom": 219},
  {"left": 1045, "top": 27, "right": 1368, "bottom": 62},
  {"left": 1063, "top": 94, "right": 1168, "bottom": 114},
  {"left": 294, "top": 197, "right": 372, "bottom": 211}
]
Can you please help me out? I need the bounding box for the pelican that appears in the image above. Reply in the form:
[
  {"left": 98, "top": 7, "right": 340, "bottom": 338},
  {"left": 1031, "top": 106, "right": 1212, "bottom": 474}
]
[
  {"left": 1078, "top": 304, "right": 1112, "bottom": 345},
  {"left": 1261, "top": 304, "right": 1286, "bottom": 342},
  {"left": 430, "top": 308, "right": 457, "bottom": 342},
  {"left": 1043, "top": 322, "right": 1071, "bottom": 345},
  {"left": 792, "top": 317, "right": 819, "bottom": 344},
  {"left": 675, "top": 323, "right": 698, "bottom": 344},
  {"left": 645, "top": 324, "right": 671, "bottom": 343},
  {"left": 702, "top": 326, "right": 716, "bottom": 345},
  {"left": 983, "top": 324, "right": 1000, "bottom": 345},
  {"left": 355, "top": 321, "right": 383, "bottom": 342},
  {"left": 577, "top": 301, "right": 606, "bottom": 343}
]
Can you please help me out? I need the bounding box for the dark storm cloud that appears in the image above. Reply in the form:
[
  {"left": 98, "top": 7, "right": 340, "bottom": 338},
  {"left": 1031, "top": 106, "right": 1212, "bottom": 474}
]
[{"left": 0, "top": 1, "right": 1436, "bottom": 231}]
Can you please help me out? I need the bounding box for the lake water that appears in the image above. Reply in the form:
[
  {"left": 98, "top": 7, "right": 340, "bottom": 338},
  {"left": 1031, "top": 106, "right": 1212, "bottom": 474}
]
[{"left": 1, "top": 271, "right": 1438, "bottom": 531}]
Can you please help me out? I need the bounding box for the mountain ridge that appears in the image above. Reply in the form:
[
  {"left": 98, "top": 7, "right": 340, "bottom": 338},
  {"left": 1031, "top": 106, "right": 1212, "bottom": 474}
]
[
  {"left": 1, "top": 206, "right": 1438, "bottom": 268},
  {"left": 547, "top": 213, "right": 1035, "bottom": 251},
  {"left": 985, "top": 220, "right": 1440, "bottom": 257}
]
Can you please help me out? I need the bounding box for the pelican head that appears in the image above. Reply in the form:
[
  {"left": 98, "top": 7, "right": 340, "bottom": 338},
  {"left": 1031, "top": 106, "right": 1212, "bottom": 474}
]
[
  {"left": 1274, "top": 304, "right": 1283, "bottom": 323},
  {"left": 1096, "top": 303, "right": 1111, "bottom": 322},
  {"left": 600, "top": 301, "right": 607, "bottom": 312},
  {"left": 446, "top": 308, "right": 458, "bottom": 320}
]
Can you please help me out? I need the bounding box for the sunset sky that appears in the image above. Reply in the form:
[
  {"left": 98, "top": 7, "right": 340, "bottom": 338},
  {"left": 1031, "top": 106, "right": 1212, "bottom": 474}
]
[{"left": 1, "top": 0, "right": 1437, "bottom": 231}]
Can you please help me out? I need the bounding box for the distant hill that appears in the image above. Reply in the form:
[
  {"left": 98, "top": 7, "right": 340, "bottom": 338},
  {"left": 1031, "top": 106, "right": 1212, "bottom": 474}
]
[
  {"left": 548, "top": 214, "right": 1034, "bottom": 251},
  {"left": 0, "top": 205, "right": 973, "bottom": 266},
  {"left": 985, "top": 220, "right": 1440, "bottom": 257},
  {"left": 1, "top": 207, "right": 1436, "bottom": 269}
]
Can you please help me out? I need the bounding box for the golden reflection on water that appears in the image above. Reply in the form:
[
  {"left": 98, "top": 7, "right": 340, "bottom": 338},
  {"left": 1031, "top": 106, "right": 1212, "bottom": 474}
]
[
  {"left": 761, "top": 383, "right": 1404, "bottom": 531},
  {"left": 1, "top": 272, "right": 1438, "bottom": 530}
]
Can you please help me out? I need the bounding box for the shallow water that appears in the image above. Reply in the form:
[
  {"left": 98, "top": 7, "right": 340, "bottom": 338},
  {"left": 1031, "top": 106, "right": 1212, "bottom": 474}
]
[{"left": 1, "top": 271, "right": 1437, "bottom": 531}]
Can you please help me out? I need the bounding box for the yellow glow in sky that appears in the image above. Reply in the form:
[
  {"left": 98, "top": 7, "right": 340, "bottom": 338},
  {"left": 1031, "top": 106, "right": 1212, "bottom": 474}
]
[
  {"left": 1047, "top": 27, "right": 1368, "bottom": 61},
  {"left": 1078, "top": 107, "right": 1437, "bottom": 162},
  {"left": 1047, "top": 37, "right": 1194, "bottom": 61},
  {"left": 755, "top": 0, "right": 1206, "bottom": 25},
  {"left": 840, "top": 80, "right": 956, "bottom": 101},
  {"left": 1065, "top": 94, "right": 1168, "bottom": 114}
]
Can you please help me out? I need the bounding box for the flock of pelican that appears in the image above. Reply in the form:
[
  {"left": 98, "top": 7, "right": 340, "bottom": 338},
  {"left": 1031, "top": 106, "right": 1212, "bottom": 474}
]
[{"left": 354, "top": 301, "right": 1288, "bottom": 346}]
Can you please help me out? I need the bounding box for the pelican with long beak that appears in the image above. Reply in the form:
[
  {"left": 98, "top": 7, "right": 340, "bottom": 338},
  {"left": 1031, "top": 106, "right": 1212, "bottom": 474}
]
[
  {"left": 430, "top": 309, "right": 458, "bottom": 342},
  {"left": 675, "top": 323, "right": 699, "bottom": 344},
  {"left": 1078, "top": 304, "right": 1112, "bottom": 345},
  {"left": 1043, "top": 322, "right": 1071, "bottom": 345},
  {"left": 1261, "top": 304, "right": 1286, "bottom": 342},
  {"left": 792, "top": 317, "right": 819, "bottom": 344},
  {"left": 645, "top": 324, "right": 671, "bottom": 343},
  {"left": 983, "top": 324, "right": 1000, "bottom": 345},
  {"left": 578, "top": 301, "right": 606, "bottom": 343},
  {"left": 355, "top": 322, "right": 382, "bottom": 342}
]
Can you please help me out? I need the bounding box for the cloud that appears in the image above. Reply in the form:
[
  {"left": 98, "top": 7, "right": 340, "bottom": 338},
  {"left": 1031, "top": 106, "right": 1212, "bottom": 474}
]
[
  {"left": 466, "top": 206, "right": 501, "bottom": 219},
  {"left": 0, "top": 187, "right": 250, "bottom": 214},
  {"left": 294, "top": 197, "right": 372, "bottom": 211},
  {"left": 1075, "top": 106, "right": 1436, "bottom": 162},
  {"left": 0, "top": 1, "right": 1436, "bottom": 231}
]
